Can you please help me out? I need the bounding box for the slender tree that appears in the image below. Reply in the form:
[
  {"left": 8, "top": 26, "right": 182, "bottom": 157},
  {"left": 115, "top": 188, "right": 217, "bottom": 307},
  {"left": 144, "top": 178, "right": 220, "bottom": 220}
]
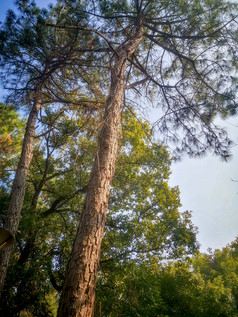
[
  {"left": 52, "top": 0, "right": 238, "bottom": 316},
  {"left": 0, "top": 1, "right": 103, "bottom": 295}
]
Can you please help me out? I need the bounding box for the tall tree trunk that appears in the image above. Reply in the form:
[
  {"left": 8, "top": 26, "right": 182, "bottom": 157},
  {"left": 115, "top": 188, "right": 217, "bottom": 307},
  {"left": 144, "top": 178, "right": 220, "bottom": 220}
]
[
  {"left": 0, "top": 96, "right": 41, "bottom": 295},
  {"left": 57, "top": 24, "right": 143, "bottom": 317}
]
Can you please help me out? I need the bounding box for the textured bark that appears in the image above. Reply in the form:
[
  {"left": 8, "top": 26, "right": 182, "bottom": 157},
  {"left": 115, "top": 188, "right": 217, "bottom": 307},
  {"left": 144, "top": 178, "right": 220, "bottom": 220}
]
[
  {"left": 57, "top": 25, "right": 143, "bottom": 317},
  {"left": 0, "top": 97, "right": 41, "bottom": 295}
]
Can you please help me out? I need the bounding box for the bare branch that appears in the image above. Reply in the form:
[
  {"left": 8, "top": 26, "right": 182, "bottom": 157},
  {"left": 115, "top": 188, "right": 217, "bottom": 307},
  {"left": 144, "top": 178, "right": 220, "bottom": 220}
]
[{"left": 125, "top": 76, "right": 149, "bottom": 89}]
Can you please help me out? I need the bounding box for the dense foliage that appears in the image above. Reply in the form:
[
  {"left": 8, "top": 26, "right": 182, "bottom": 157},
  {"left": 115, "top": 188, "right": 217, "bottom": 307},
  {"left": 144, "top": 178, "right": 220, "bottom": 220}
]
[
  {"left": 0, "top": 106, "right": 199, "bottom": 316},
  {"left": 0, "top": 105, "right": 237, "bottom": 316},
  {"left": 0, "top": 103, "right": 24, "bottom": 180},
  {"left": 95, "top": 239, "right": 238, "bottom": 316}
]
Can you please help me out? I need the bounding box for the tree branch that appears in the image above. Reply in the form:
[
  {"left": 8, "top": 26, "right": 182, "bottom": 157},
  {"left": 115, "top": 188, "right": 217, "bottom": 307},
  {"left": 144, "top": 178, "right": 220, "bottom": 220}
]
[
  {"left": 46, "top": 23, "right": 116, "bottom": 55},
  {"left": 125, "top": 76, "right": 150, "bottom": 89}
]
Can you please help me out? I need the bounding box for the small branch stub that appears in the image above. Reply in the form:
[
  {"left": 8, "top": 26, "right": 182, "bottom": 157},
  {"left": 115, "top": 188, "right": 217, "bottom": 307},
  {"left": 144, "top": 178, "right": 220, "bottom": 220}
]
[{"left": 0, "top": 228, "right": 15, "bottom": 249}]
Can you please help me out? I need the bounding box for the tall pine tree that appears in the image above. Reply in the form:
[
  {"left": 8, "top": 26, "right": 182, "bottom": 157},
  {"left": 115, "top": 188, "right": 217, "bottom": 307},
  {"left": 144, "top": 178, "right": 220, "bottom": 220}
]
[{"left": 51, "top": 0, "right": 238, "bottom": 316}]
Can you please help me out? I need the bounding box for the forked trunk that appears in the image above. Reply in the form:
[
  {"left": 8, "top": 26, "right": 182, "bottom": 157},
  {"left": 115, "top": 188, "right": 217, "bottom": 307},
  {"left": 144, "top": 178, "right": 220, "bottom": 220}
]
[
  {"left": 57, "top": 25, "right": 143, "bottom": 317},
  {"left": 0, "top": 97, "right": 41, "bottom": 295}
]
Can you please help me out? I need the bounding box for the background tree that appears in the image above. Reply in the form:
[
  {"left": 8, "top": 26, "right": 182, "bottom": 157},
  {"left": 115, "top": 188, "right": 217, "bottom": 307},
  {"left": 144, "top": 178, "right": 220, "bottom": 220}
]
[
  {"left": 101, "top": 110, "right": 198, "bottom": 265},
  {"left": 0, "top": 0, "right": 104, "bottom": 294},
  {"left": 95, "top": 239, "right": 238, "bottom": 317},
  {"left": 0, "top": 103, "right": 25, "bottom": 182}
]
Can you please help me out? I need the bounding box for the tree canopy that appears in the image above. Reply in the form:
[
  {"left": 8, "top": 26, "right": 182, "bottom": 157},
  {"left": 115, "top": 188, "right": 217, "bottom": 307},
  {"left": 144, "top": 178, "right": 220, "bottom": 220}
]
[{"left": 48, "top": 0, "right": 238, "bottom": 159}]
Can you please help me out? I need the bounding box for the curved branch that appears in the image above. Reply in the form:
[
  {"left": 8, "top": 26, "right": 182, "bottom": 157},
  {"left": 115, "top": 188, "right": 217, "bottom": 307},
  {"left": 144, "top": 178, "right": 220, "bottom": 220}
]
[{"left": 46, "top": 23, "right": 116, "bottom": 55}]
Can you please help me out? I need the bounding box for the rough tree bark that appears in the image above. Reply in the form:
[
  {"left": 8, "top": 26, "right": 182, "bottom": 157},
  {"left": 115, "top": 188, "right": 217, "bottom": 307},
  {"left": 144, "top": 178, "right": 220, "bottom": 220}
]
[
  {"left": 57, "top": 23, "right": 143, "bottom": 317},
  {"left": 0, "top": 95, "right": 41, "bottom": 295}
]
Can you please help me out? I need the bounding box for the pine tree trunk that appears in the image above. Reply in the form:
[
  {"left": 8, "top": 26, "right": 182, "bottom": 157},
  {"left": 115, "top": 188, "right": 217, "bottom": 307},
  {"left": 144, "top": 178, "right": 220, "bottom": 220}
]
[
  {"left": 57, "top": 24, "right": 143, "bottom": 317},
  {"left": 0, "top": 97, "right": 41, "bottom": 295}
]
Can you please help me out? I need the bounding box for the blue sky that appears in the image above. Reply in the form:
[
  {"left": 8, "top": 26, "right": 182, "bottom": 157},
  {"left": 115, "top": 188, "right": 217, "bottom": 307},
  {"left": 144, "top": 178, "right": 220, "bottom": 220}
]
[
  {"left": 168, "top": 117, "right": 238, "bottom": 252},
  {"left": 0, "top": 0, "right": 238, "bottom": 252},
  {"left": 0, "top": 0, "right": 55, "bottom": 20}
]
